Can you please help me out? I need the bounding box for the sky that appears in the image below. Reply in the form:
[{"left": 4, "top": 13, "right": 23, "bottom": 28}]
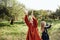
[{"left": 17, "top": 0, "right": 60, "bottom": 11}]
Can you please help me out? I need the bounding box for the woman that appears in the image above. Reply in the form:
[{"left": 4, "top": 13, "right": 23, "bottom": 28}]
[
  {"left": 24, "top": 10, "right": 41, "bottom": 40},
  {"left": 41, "top": 19, "right": 52, "bottom": 40}
]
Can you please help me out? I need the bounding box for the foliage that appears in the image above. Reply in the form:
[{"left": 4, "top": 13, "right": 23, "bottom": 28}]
[
  {"left": 0, "top": 0, "right": 25, "bottom": 21},
  {"left": 49, "top": 6, "right": 60, "bottom": 20}
]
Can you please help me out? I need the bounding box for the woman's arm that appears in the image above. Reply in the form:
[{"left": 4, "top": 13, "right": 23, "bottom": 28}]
[
  {"left": 24, "top": 10, "right": 30, "bottom": 27},
  {"left": 33, "top": 16, "right": 38, "bottom": 27},
  {"left": 31, "top": 11, "right": 38, "bottom": 27}
]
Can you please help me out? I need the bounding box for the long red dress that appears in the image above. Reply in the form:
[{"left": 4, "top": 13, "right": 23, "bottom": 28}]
[{"left": 24, "top": 15, "right": 41, "bottom": 40}]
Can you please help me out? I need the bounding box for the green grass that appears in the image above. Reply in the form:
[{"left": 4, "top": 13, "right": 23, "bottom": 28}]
[
  {"left": 0, "top": 20, "right": 60, "bottom": 40},
  {"left": 0, "top": 21, "right": 28, "bottom": 40}
]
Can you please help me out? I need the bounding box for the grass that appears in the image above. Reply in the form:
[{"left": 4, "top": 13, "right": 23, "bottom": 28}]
[
  {"left": 0, "top": 21, "right": 28, "bottom": 40},
  {"left": 0, "top": 20, "right": 60, "bottom": 40}
]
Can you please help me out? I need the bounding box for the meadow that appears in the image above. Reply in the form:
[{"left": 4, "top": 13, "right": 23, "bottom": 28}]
[{"left": 0, "top": 20, "right": 60, "bottom": 40}]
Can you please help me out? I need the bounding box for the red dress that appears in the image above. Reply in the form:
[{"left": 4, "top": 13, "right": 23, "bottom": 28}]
[{"left": 24, "top": 15, "right": 41, "bottom": 40}]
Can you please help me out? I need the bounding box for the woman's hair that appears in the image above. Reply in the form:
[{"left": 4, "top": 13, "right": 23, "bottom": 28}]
[{"left": 28, "top": 16, "right": 32, "bottom": 21}]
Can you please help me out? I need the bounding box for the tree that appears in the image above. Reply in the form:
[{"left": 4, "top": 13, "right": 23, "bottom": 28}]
[
  {"left": 54, "top": 6, "right": 60, "bottom": 20},
  {"left": 0, "top": 5, "right": 11, "bottom": 20},
  {"left": 0, "top": 0, "right": 25, "bottom": 24}
]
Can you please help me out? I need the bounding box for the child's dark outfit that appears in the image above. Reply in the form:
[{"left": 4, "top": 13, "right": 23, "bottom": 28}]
[{"left": 42, "top": 24, "right": 51, "bottom": 40}]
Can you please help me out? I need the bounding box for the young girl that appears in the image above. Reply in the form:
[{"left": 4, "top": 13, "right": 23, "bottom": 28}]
[
  {"left": 41, "top": 19, "right": 52, "bottom": 40},
  {"left": 24, "top": 10, "right": 41, "bottom": 40}
]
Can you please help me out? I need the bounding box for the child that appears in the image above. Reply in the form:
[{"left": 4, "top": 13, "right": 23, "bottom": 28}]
[{"left": 41, "top": 19, "right": 52, "bottom": 40}]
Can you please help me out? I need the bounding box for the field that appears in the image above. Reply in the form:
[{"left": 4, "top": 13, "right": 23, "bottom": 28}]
[{"left": 0, "top": 20, "right": 60, "bottom": 40}]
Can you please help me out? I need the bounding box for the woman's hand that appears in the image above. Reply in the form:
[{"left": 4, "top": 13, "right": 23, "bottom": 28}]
[
  {"left": 24, "top": 9, "right": 28, "bottom": 15},
  {"left": 31, "top": 10, "right": 34, "bottom": 17}
]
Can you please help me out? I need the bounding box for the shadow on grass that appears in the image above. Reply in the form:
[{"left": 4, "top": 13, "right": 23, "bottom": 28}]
[
  {"left": 0, "top": 23, "right": 10, "bottom": 27},
  {"left": 14, "top": 21, "right": 24, "bottom": 24},
  {"left": 0, "top": 21, "right": 25, "bottom": 27}
]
